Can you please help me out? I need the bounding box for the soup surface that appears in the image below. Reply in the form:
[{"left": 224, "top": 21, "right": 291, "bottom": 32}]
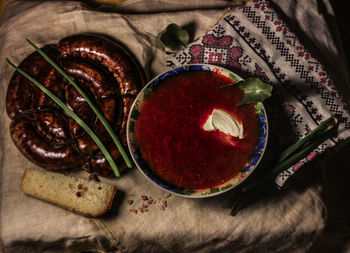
[{"left": 135, "top": 70, "right": 259, "bottom": 189}]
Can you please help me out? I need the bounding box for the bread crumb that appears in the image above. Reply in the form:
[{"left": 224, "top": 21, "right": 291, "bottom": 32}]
[{"left": 127, "top": 194, "right": 170, "bottom": 214}]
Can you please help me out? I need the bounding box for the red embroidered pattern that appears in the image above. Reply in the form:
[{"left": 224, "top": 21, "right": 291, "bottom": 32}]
[
  {"left": 226, "top": 4, "right": 349, "bottom": 129},
  {"left": 167, "top": 0, "right": 350, "bottom": 187}
]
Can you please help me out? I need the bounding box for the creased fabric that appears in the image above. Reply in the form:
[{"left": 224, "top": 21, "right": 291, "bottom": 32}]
[{"left": 0, "top": 0, "right": 348, "bottom": 252}]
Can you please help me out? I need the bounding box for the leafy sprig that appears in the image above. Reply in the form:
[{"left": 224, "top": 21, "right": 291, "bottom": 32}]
[
  {"left": 221, "top": 77, "right": 273, "bottom": 105},
  {"left": 155, "top": 23, "right": 189, "bottom": 54}
]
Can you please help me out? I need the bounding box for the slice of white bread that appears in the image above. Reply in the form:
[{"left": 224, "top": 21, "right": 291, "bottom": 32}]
[{"left": 20, "top": 168, "right": 117, "bottom": 217}]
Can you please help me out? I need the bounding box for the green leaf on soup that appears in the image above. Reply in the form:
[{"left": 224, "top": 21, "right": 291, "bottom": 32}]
[
  {"left": 236, "top": 78, "right": 273, "bottom": 105},
  {"left": 255, "top": 102, "right": 263, "bottom": 115},
  {"left": 155, "top": 23, "right": 190, "bottom": 54}
]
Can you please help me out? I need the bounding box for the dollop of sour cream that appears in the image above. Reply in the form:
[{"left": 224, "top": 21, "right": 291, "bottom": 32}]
[{"left": 203, "top": 109, "right": 244, "bottom": 139}]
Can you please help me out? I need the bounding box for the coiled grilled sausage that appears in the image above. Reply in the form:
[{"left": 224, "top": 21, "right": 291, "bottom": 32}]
[{"left": 6, "top": 34, "right": 144, "bottom": 177}]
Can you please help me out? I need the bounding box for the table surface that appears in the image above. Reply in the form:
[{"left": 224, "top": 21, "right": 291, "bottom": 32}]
[{"left": 1, "top": 1, "right": 350, "bottom": 252}]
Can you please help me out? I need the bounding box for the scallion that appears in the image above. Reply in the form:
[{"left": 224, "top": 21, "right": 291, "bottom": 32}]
[
  {"left": 242, "top": 116, "right": 338, "bottom": 193},
  {"left": 226, "top": 115, "right": 338, "bottom": 215},
  {"left": 277, "top": 116, "right": 337, "bottom": 164}
]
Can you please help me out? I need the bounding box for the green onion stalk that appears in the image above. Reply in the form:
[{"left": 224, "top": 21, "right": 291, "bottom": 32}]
[{"left": 226, "top": 115, "right": 338, "bottom": 215}]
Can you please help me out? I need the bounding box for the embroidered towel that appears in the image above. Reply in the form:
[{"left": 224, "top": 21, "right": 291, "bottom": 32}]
[{"left": 167, "top": 0, "right": 350, "bottom": 188}]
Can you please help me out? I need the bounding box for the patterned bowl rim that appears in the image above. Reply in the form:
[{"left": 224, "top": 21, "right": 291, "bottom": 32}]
[{"left": 126, "top": 64, "right": 269, "bottom": 198}]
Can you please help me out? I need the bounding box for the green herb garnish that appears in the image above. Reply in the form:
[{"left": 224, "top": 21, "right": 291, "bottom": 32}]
[
  {"left": 155, "top": 23, "right": 189, "bottom": 54},
  {"left": 26, "top": 39, "right": 132, "bottom": 171},
  {"left": 6, "top": 58, "right": 121, "bottom": 177},
  {"left": 236, "top": 78, "right": 273, "bottom": 105}
]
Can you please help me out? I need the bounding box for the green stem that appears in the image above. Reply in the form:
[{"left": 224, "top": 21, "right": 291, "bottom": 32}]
[
  {"left": 223, "top": 189, "right": 241, "bottom": 209},
  {"left": 242, "top": 121, "right": 336, "bottom": 193},
  {"left": 6, "top": 58, "right": 120, "bottom": 177},
  {"left": 26, "top": 39, "right": 132, "bottom": 169},
  {"left": 230, "top": 194, "right": 243, "bottom": 216},
  {"left": 227, "top": 116, "right": 338, "bottom": 215},
  {"left": 277, "top": 116, "right": 337, "bottom": 163}
]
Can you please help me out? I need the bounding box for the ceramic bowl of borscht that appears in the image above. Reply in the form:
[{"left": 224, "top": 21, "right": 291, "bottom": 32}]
[{"left": 127, "top": 64, "right": 268, "bottom": 198}]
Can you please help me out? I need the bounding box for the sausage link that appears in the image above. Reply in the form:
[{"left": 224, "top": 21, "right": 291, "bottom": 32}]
[
  {"left": 58, "top": 34, "right": 144, "bottom": 96},
  {"left": 61, "top": 58, "right": 120, "bottom": 99},
  {"left": 69, "top": 103, "right": 95, "bottom": 139},
  {"left": 32, "top": 67, "right": 66, "bottom": 110},
  {"left": 10, "top": 118, "right": 83, "bottom": 170},
  {"left": 76, "top": 134, "right": 100, "bottom": 156},
  {"left": 65, "top": 83, "right": 85, "bottom": 110},
  {"left": 6, "top": 45, "right": 59, "bottom": 118},
  {"left": 88, "top": 143, "right": 124, "bottom": 177},
  {"left": 68, "top": 97, "right": 121, "bottom": 144},
  {"left": 93, "top": 97, "right": 122, "bottom": 142},
  {"left": 35, "top": 109, "right": 70, "bottom": 144}
]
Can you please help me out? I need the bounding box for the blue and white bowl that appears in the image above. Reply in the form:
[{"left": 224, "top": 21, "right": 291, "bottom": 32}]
[{"left": 127, "top": 64, "right": 268, "bottom": 198}]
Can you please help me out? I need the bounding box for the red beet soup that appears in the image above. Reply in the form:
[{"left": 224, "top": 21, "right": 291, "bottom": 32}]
[{"left": 135, "top": 70, "right": 259, "bottom": 190}]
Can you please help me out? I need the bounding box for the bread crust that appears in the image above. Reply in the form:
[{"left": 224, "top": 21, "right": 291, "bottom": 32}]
[{"left": 20, "top": 168, "right": 117, "bottom": 217}]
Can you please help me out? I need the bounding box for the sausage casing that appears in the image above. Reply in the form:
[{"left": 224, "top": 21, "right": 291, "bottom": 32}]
[{"left": 6, "top": 34, "right": 144, "bottom": 176}]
